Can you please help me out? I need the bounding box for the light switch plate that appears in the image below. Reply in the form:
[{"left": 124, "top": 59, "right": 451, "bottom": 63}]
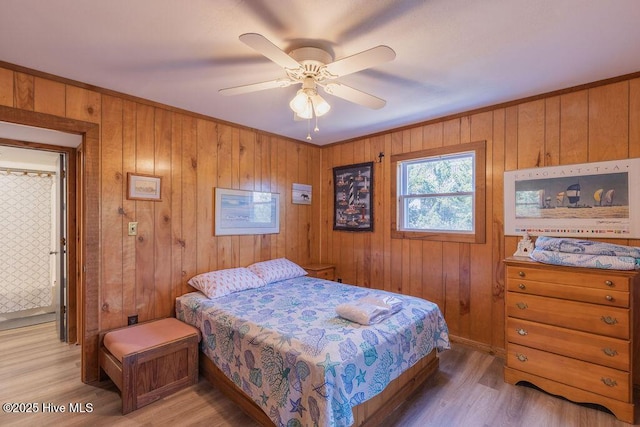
[{"left": 128, "top": 222, "right": 138, "bottom": 236}]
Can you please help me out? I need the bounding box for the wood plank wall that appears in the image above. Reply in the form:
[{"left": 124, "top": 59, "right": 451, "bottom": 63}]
[
  {"left": 0, "top": 64, "right": 321, "bottom": 381},
  {"left": 2, "top": 61, "right": 640, "bottom": 365},
  {"left": 320, "top": 76, "right": 640, "bottom": 353}
]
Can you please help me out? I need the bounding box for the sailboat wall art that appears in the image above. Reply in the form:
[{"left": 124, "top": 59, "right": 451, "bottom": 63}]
[
  {"left": 504, "top": 158, "right": 640, "bottom": 238},
  {"left": 333, "top": 162, "right": 373, "bottom": 231}
]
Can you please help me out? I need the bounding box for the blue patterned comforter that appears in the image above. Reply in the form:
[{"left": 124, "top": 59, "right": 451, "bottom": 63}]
[{"left": 176, "top": 276, "right": 450, "bottom": 427}]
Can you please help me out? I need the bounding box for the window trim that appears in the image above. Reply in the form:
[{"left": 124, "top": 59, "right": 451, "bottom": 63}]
[{"left": 391, "top": 140, "right": 486, "bottom": 243}]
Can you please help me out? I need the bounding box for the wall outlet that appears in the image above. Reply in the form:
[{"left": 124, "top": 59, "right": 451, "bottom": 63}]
[
  {"left": 128, "top": 222, "right": 138, "bottom": 236},
  {"left": 337, "top": 278, "right": 343, "bottom": 283},
  {"left": 127, "top": 315, "right": 138, "bottom": 325}
]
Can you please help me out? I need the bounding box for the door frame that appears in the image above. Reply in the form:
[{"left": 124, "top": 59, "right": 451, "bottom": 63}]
[{"left": 0, "top": 105, "right": 100, "bottom": 383}]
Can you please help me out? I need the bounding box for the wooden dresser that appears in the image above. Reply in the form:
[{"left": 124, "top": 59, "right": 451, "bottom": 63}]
[{"left": 504, "top": 257, "right": 640, "bottom": 423}]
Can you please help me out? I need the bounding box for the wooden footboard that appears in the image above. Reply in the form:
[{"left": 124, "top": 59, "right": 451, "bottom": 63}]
[{"left": 199, "top": 349, "right": 439, "bottom": 427}]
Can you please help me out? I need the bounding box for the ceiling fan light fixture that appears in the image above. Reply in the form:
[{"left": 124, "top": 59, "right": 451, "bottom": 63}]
[
  {"left": 289, "top": 89, "right": 311, "bottom": 116},
  {"left": 311, "top": 94, "right": 330, "bottom": 117}
]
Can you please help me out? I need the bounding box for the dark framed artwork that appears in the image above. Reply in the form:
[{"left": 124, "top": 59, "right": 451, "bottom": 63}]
[{"left": 333, "top": 161, "right": 373, "bottom": 231}]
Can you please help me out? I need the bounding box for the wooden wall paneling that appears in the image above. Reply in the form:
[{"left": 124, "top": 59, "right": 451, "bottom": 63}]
[
  {"left": 153, "top": 108, "right": 173, "bottom": 318},
  {"left": 308, "top": 142, "right": 321, "bottom": 263},
  {"left": 273, "top": 138, "right": 287, "bottom": 259},
  {"left": 100, "top": 95, "right": 124, "bottom": 329},
  {"left": 406, "top": 127, "right": 423, "bottom": 297},
  {"left": 503, "top": 106, "right": 519, "bottom": 258},
  {"left": 491, "top": 108, "right": 507, "bottom": 351},
  {"left": 14, "top": 72, "right": 34, "bottom": 111},
  {"left": 381, "top": 134, "right": 393, "bottom": 291},
  {"left": 238, "top": 128, "right": 256, "bottom": 266},
  {"left": 230, "top": 128, "right": 244, "bottom": 265},
  {"left": 121, "top": 100, "right": 137, "bottom": 323},
  {"left": 170, "top": 113, "right": 185, "bottom": 298},
  {"left": 134, "top": 104, "right": 156, "bottom": 322},
  {"left": 319, "top": 145, "right": 330, "bottom": 264},
  {"left": 559, "top": 90, "right": 589, "bottom": 165},
  {"left": 296, "top": 142, "right": 310, "bottom": 263},
  {"left": 588, "top": 81, "right": 629, "bottom": 161},
  {"left": 544, "top": 96, "right": 560, "bottom": 166},
  {"left": 517, "top": 100, "right": 545, "bottom": 168},
  {"left": 423, "top": 122, "right": 444, "bottom": 150},
  {"left": 180, "top": 115, "right": 198, "bottom": 287},
  {"left": 351, "top": 140, "right": 365, "bottom": 284},
  {"left": 65, "top": 85, "right": 101, "bottom": 124},
  {"left": 34, "top": 77, "right": 65, "bottom": 116},
  {"left": 630, "top": 78, "right": 640, "bottom": 158},
  {"left": 469, "top": 111, "right": 494, "bottom": 346},
  {"left": 361, "top": 140, "right": 372, "bottom": 287},
  {"left": 196, "top": 119, "right": 217, "bottom": 272},
  {"left": 268, "top": 136, "right": 281, "bottom": 260},
  {"left": 257, "top": 135, "right": 272, "bottom": 261},
  {"left": 214, "top": 124, "right": 233, "bottom": 269},
  {"left": 340, "top": 141, "right": 356, "bottom": 284},
  {"left": 388, "top": 131, "right": 403, "bottom": 293},
  {"left": 0, "top": 68, "right": 13, "bottom": 106},
  {"left": 370, "top": 135, "right": 385, "bottom": 289}
]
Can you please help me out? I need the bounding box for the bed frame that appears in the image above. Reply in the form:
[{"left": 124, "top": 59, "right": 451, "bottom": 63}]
[{"left": 199, "top": 348, "right": 439, "bottom": 426}]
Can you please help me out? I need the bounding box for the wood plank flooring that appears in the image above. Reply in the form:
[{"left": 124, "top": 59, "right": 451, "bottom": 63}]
[{"left": 0, "top": 322, "right": 634, "bottom": 426}]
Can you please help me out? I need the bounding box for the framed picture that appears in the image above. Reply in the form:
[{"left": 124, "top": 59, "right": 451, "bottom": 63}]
[
  {"left": 213, "top": 188, "right": 280, "bottom": 236},
  {"left": 333, "top": 161, "right": 373, "bottom": 231},
  {"left": 127, "top": 173, "right": 162, "bottom": 201},
  {"left": 504, "top": 158, "right": 640, "bottom": 238}
]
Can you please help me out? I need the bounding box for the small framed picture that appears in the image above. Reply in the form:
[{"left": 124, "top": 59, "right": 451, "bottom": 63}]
[{"left": 127, "top": 173, "right": 162, "bottom": 201}]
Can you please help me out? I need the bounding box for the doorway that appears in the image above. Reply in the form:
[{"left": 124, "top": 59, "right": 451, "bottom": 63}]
[{"left": 0, "top": 145, "right": 71, "bottom": 341}]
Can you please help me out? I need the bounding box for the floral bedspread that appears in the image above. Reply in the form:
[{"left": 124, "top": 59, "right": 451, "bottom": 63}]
[{"left": 176, "top": 276, "right": 450, "bottom": 427}]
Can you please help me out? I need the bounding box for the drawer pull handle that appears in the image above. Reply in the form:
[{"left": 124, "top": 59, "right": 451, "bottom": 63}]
[
  {"left": 516, "top": 353, "right": 528, "bottom": 362},
  {"left": 516, "top": 302, "right": 528, "bottom": 310},
  {"left": 518, "top": 283, "right": 526, "bottom": 290},
  {"left": 605, "top": 295, "right": 613, "bottom": 302},
  {"left": 516, "top": 328, "right": 528, "bottom": 336},
  {"left": 518, "top": 271, "right": 525, "bottom": 277},
  {"left": 601, "top": 316, "right": 618, "bottom": 325},
  {"left": 601, "top": 378, "right": 618, "bottom": 387},
  {"left": 603, "top": 348, "right": 619, "bottom": 357},
  {"left": 605, "top": 280, "right": 614, "bottom": 287}
]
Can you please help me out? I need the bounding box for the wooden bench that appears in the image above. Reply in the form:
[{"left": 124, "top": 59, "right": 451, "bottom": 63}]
[{"left": 99, "top": 317, "right": 200, "bottom": 414}]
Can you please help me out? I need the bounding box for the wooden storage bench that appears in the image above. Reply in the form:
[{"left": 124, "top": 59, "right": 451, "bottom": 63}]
[{"left": 99, "top": 317, "right": 200, "bottom": 414}]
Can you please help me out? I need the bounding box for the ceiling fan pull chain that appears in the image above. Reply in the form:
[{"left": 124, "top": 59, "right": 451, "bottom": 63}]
[
  {"left": 314, "top": 115, "right": 319, "bottom": 133},
  {"left": 306, "top": 116, "right": 312, "bottom": 141}
]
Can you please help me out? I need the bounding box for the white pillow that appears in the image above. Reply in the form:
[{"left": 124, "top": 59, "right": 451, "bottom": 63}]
[
  {"left": 247, "top": 258, "right": 308, "bottom": 284},
  {"left": 187, "top": 267, "right": 267, "bottom": 299}
]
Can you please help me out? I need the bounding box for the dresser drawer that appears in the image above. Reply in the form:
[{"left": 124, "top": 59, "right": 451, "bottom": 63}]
[
  {"left": 506, "top": 278, "right": 629, "bottom": 307},
  {"left": 507, "top": 343, "right": 631, "bottom": 402},
  {"left": 506, "top": 292, "right": 630, "bottom": 339},
  {"left": 506, "top": 265, "right": 630, "bottom": 292},
  {"left": 507, "top": 318, "right": 630, "bottom": 371}
]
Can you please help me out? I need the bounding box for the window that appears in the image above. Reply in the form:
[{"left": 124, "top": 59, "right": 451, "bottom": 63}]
[{"left": 391, "top": 141, "right": 485, "bottom": 243}]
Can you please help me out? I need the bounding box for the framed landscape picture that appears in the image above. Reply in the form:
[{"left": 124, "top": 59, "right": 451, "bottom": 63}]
[
  {"left": 213, "top": 188, "right": 280, "bottom": 236},
  {"left": 504, "top": 158, "right": 640, "bottom": 238}
]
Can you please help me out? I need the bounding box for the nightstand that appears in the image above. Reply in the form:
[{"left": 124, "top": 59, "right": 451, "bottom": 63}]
[{"left": 303, "top": 264, "right": 336, "bottom": 281}]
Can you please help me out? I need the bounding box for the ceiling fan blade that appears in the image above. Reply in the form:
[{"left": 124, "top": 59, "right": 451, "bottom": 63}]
[
  {"left": 239, "top": 33, "right": 301, "bottom": 70},
  {"left": 219, "top": 78, "right": 295, "bottom": 96},
  {"left": 322, "top": 82, "right": 386, "bottom": 109},
  {"left": 324, "top": 45, "right": 395, "bottom": 77}
]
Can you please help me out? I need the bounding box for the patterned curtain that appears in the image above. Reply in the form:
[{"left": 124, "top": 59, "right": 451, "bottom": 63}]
[{"left": 0, "top": 171, "right": 54, "bottom": 314}]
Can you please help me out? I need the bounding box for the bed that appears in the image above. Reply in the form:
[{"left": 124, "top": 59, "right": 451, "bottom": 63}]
[{"left": 176, "top": 261, "right": 450, "bottom": 427}]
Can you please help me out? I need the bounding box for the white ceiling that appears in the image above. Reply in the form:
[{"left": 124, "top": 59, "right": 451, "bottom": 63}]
[{"left": 1, "top": 0, "right": 640, "bottom": 146}]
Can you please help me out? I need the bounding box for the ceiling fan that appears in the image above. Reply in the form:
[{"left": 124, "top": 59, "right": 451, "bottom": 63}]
[{"left": 219, "top": 33, "right": 395, "bottom": 139}]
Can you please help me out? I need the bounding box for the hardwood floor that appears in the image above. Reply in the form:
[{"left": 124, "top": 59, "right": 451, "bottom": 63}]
[{"left": 0, "top": 322, "right": 634, "bottom": 426}]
